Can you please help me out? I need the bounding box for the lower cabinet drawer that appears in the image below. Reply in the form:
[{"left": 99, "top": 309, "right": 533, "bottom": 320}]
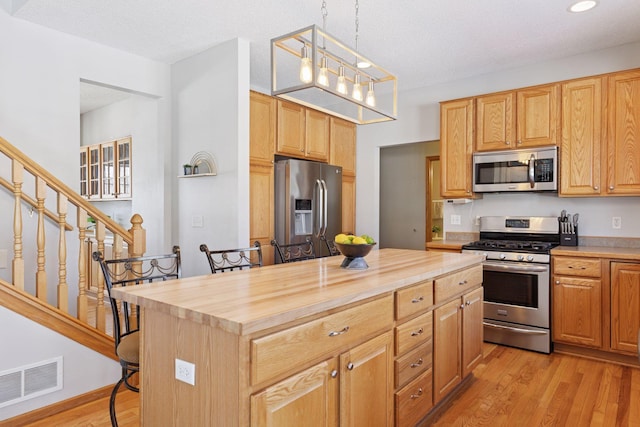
[
  {"left": 395, "top": 368, "right": 433, "bottom": 427},
  {"left": 395, "top": 311, "right": 433, "bottom": 355},
  {"left": 434, "top": 265, "right": 483, "bottom": 304},
  {"left": 251, "top": 294, "right": 393, "bottom": 385},
  {"left": 395, "top": 340, "right": 432, "bottom": 388}
]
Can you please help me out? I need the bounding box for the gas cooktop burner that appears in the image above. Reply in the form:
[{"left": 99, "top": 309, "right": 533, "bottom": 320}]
[{"left": 465, "top": 240, "right": 558, "bottom": 252}]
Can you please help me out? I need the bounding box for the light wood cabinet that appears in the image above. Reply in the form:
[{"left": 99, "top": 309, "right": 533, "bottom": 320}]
[
  {"left": 249, "top": 91, "right": 276, "bottom": 265},
  {"left": 330, "top": 117, "right": 356, "bottom": 176},
  {"left": 610, "top": 262, "right": 640, "bottom": 354},
  {"left": 433, "top": 286, "right": 483, "bottom": 404},
  {"left": 330, "top": 117, "right": 357, "bottom": 234},
  {"left": 552, "top": 256, "right": 602, "bottom": 348},
  {"left": 251, "top": 358, "right": 338, "bottom": 427},
  {"left": 80, "top": 137, "right": 132, "bottom": 200},
  {"left": 440, "top": 98, "right": 475, "bottom": 198},
  {"left": 606, "top": 70, "right": 640, "bottom": 195},
  {"left": 276, "top": 100, "right": 329, "bottom": 162},
  {"left": 339, "top": 332, "right": 394, "bottom": 427},
  {"left": 560, "top": 77, "right": 604, "bottom": 196},
  {"left": 476, "top": 84, "right": 560, "bottom": 151}
]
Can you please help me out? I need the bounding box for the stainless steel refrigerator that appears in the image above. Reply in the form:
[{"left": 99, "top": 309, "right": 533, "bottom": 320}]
[{"left": 274, "top": 158, "right": 342, "bottom": 260}]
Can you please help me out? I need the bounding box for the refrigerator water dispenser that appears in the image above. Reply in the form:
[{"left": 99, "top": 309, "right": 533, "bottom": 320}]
[{"left": 294, "top": 199, "right": 312, "bottom": 235}]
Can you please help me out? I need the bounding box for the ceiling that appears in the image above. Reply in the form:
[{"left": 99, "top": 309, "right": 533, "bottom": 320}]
[{"left": 10, "top": 0, "right": 640, "bottom": 112}]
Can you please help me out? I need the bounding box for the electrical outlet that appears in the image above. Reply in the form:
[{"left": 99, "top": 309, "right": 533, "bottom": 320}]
[
  {"left": 192, "top": 215, "right": 204, "bottom": 228},
  {"left": 612, "top": 216, "right": 622, "bottom": 229},
  {"left": 451, "top": 214, "right": 461, "bottom": 225},
  {"left": 175, "top": 359, "right": 195, "bottom": 385}
]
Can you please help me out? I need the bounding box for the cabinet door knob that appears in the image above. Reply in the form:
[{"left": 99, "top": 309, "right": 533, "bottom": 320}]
[
  {"left": 347, "top": 362, "right": 354, "bottom": 371},
  {"left": 609, "top": 185, "right": 614, "bottom": 190},
  {"left": 593, "top": 186, "right": 599, "bottom": 190},
  {"left": 505, "top": 141, "right": 511, "bottom": 145},
  {"left": 517, "top": 140, "right": 522, "bottom": 145},
  {"left": 330, "top": 369, "right": 338, "bottom": 378},
  {"left": 555, "top": 280, "right": 560, "bottom": 284}
]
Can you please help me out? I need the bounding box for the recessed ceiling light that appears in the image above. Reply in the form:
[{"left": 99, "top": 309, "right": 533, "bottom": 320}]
[{"left": 568, "top": 0, "right": 598, "bottom": 13}]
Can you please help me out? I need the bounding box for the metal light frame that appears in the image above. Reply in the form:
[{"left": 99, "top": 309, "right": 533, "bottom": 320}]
[{"left": 271, "top": 25, "right": 397, "bottom": 125}]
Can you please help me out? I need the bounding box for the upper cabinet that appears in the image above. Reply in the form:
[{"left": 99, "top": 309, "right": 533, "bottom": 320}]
[
  {"left": 560, "top": 77, "right": 604, "bottom": 196},
  {"left": 329, "top": 117, "right": 356, "bottom": 176},
  {"left": 80, "top": 136, "right": 132, "bottom": 200},
  {"left": 276, "top": 99, "right": 329, "bottom": 162},
  {"left": 606, "top": 69, "right": 640, "bottom": 195},
  {"left": 440, "top": 98, "right": 474, "bottom": 198},
  {"left": 476, "top": 84, "right": 560, "bottom": 152}
]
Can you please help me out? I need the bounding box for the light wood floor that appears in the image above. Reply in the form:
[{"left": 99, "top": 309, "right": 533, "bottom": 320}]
[{"left": 21, "top": 344, "right": 640, "bottom": 426}]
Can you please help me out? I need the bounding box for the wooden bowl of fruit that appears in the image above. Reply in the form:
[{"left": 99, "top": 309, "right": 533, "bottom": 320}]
[{"left": 333, "top": 234, "right": 376, "bottom": 269}]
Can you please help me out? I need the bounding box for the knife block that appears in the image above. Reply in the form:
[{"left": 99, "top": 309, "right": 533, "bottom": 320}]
[{"left": 559, "top": 225, "right": 578, "bottom": 246}]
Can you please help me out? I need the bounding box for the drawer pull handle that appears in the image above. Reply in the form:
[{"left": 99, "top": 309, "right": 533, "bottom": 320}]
[
  {"left": 458, "top": 280, "right": 468, "bottom": 285},
  {"left": 410, "top": 358, "right": 423, "bottom": 368},
  {"left": 410, "top": 388, "right": 423, "bottom": 399},
  {"left": 411, "top": 328, "right": 424, "bottom": 337},
  {"left": 411, "top": 296, "right": 424, "bottom": 304},
  {"left": 568, "top": 266, "right": 586, "bottom": 270},
  {"left": 328, "top": 326, "right": 350, "bottom": 337},
  {"left": 330, "top": 369, "right": 338, "bottom": 378}
]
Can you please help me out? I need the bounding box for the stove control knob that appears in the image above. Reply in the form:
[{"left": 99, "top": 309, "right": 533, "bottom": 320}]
[
  {"left": 499, "top": 253, "right": 506, "bottom": 260},
  {"left": 517, "top": 255, "right": 524, "bottom": 261},
  {"left": 527, "top": 255, "right": 534, "bottom": 262}
]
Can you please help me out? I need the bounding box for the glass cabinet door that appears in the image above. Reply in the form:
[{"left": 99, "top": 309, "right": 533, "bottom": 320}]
[
  {"left": 116, "top": 137, "right": 132, "bottom": 198},
  {"left": 88, "top": 146, "right": 101, "bottom": 198},
  {"left": 101, "top": 143, "right": 115, "bottom": 198},
  {"left": 79, "top": 148, "right": 88, "bottom": 197}
]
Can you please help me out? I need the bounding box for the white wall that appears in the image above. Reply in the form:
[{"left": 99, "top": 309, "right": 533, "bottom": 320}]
[
  {"left": 172, "top": 38, "right": 251, "bottom": 277},
  {"left": 0, "top": 307, "right": 121, "bottom": 420},
  {"left": 0, "top": 8, "right": 171, "bottom": 418},
  {"left": 357, "top": 41, "right": 640, "bottom": 242}
]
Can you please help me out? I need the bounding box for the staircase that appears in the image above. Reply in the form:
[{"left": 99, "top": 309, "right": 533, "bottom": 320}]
[{"left": 0, "top": 136, "right": 147, "bottom": 361}]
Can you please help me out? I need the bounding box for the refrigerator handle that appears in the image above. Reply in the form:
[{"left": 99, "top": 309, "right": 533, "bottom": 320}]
[
  {"left": 315, "top": 179, "right": 323, "bottom": 237},
  {"left": 321, "top": 179, "right": 328, "bottom": 236}
]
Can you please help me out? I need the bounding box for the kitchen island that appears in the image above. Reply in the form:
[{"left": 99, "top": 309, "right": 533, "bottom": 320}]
[{"left": 112, "top": 248, "right": 484, "bottom": 426}]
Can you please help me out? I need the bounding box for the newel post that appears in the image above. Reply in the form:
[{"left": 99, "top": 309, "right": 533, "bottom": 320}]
[{"left": 128, "top": 214, "right": 146, "bottom": 258}]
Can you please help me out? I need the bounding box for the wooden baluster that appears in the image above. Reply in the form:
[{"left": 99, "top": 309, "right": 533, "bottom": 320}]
[
  {"left": 57, "top": 194, "right": 68, "bottom": 312},
  {"left": 12, "top": 160, "right": 24, "bottom": 290},
  {"left": 77, "top": 208, "right": 88, "bottom": 323},
  {"left": 35, "top": 176, "right": 46, "bottom": 300},
  {"left": 113, "top": 234, "right": 124, "bottom": 260},
  {"left": 127, "top": 214, "right": 146, "bottom": 329},
  {"left": 95, "top": 221, "right": 106, "bottom": 332}
]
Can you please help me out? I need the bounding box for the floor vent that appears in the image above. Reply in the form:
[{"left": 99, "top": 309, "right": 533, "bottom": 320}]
[{"left": 0, "top": 356, "right": 63, "bottom": 408}]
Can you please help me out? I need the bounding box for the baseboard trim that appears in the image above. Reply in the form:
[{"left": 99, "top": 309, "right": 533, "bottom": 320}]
[
  {"left": 554, "top": 343, "right": 640, "bottom": 368},
  {"left": 2, "top": 385, "right": 113, "bottom": 425}
]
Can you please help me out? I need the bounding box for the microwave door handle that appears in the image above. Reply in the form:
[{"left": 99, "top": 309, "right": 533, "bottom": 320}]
[{"left": 528, "top": 154, "right": 535, "bottom": 188}]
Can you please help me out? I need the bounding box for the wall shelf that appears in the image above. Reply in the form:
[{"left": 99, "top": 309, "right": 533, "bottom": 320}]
[{"left": 178, "top": 173, "right": 217, "bottom": 178}]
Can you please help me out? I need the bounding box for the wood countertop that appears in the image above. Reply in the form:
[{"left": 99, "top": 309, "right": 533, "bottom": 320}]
[
  {"left": 552, "top": 245, "right": 640, "bottom": 260},
  {"left": 111, "top": 248, "right": 483, "bottom": 336},
  {"left": 425, "top": 240, "right": 471, "bottom": 251}
]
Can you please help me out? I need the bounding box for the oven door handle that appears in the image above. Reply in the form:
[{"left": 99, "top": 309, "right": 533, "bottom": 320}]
[
  {"left": 482, "top": 261, "right": 549, "bottom": 273},
  {"left": 483, "top": 321, "right": 548, "bottom": 335}
]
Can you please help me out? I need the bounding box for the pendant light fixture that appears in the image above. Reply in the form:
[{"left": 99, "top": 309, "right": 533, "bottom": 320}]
[{"left": 271, "top": 0, "right": 397, "bottom": 124}]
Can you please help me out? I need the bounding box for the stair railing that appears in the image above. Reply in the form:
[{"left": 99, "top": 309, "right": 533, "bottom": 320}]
[{"left": 0, "top": 136, "right": 146, "bottom": 336}]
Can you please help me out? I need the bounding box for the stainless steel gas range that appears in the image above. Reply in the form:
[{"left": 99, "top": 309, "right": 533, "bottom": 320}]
[{"left": 462, "top": 216, "right": 560, "bottom": 354}]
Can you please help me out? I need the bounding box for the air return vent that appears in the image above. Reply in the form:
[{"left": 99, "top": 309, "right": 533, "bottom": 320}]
[{"left": 0, "top": 356, "right": 62, "bottom": 408}]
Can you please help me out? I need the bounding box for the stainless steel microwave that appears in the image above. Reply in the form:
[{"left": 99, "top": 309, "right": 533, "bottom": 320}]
[{"left": 472, "top": 146, "right": 558, "bottom": 193}]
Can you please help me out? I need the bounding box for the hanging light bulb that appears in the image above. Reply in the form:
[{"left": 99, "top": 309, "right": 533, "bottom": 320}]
[
  {"left": 299, "top": 45, "right": 313, "bottom": 83},
  {"left": 336, "top": 65, "right": 348, "bottom": 95},
  {"left": 317, "top": 55, "right": 329, "bottom": 87},
  {"left": 365, "top": 80, "right": 376, "bottom": 107},
  {"left": 352, "top": 73, "right": 363, "bottom": 101}
]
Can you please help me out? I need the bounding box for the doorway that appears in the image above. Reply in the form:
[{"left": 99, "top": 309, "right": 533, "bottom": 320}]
[{"left": 426, "top": 156, "right": 442, "bottom": 243}]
